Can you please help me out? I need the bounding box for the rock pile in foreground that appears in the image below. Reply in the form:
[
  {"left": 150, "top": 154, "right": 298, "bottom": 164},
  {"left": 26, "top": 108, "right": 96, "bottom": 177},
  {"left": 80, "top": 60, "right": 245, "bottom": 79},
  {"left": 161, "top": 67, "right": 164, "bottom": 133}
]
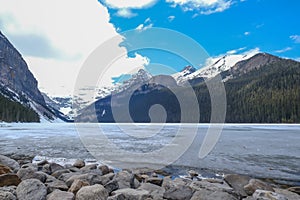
[{"left": 0, "top": 154, "right": 299, "bottom": 200}]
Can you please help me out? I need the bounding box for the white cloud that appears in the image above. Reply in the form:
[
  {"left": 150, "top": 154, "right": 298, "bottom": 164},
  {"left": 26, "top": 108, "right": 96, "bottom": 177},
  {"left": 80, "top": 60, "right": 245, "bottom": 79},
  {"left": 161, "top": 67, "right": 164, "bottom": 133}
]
[
  {"left": 135, "top": 18, "right": 153, "bottom": 32},
  {"left": 275, "top": 47, "right": 292, "bottom": 53},
  {"left": 226, "top": 47, "right": 246, "bottom": 55},
  {"left": 103, "top": 0, "right": 157, "bottom": 18},
  {"left": 0, "top": 0, "right": 149, "bottom": 97},
  {"left": 168, "top": 15, "right": 176, "bottom": 22},
  {"left": 244, "top": 31, "right": 250, "bottom": 36},
  {"left": 290, "top": 35, "right": 300, "bottom": 44},
  {"left": 103, "top": 0, "right": 157, "bottom": 9},
  {"left": 116, "top": 8, "right": 137, "bottom": 18},
  {"left": 166, "top": 0, "right": 232, "bottom": 15}
]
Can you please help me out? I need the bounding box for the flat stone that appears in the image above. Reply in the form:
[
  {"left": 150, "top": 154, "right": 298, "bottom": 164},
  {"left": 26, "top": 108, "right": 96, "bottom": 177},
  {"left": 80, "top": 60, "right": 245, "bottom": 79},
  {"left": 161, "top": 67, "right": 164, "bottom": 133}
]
[
  {"left": 146, "top": 177, "right": 163, "bottom": 186},
  {"left": 16, "top": 179, "right": 47, "bottom": 200},
  {"left": 0, "top": 174, "right": 21, "bottom": 187},
  {"left": 288, "top": 186, "right": 300, "bottom": 195},
  {"left": 252, "top": 189, "right": 287, "bottom": 200},
  {"left": 191, "top": 189, "right": 238, "bottom": 200},
  {"left": 224, "top": 174, "right": 251, "bottom": 197},
  {"left": 46, "top": 189, "right": 74, "bottom": 200},
  {"left": 0, "top": 164, "right": 13, "bottom": 175},
  {"left": 139, "top": 182, "right": 165, "bottom": 199},
  {"left": 244, "top": 179, "right": 274, "bottom": 195},
  {"left": 274, "top": 188, "right": 300, "bottom": 200},
  {"left": 189, "top": 180, "right": 233, "bottom": 193},
  {"left": 163, "top": 184, "right": 193, "bottom": 200},
  {"left": 112, "top": 188, "right": 150, "bottom": 200},
  {"left": 76, "top": 184, "right": 108, "bottom": 200}
]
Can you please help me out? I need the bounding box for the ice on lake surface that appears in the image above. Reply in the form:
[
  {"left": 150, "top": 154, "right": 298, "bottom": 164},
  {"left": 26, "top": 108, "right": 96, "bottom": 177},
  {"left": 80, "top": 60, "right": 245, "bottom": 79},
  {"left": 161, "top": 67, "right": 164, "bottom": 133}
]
[{"left": 0, "top": 123, "right": 299, "bottom": 183}]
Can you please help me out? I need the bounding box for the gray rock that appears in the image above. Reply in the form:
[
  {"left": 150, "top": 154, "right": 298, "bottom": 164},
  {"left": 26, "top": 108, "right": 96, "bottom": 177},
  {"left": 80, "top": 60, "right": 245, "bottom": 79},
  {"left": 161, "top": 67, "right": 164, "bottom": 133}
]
[
  {"left": 163, "top": 184, "right": 193, "bottom": 200},
  {"left": 51, "top": 169, "right": 71, "bottom": 179},
  {"left": 114, "top": 170, "right": 140, "bottom": 189},
  {"left": 46, "top": 189, "right": 74, "bottom": 200},
  {"left": 244, "top": 179, "right": 274, "bottom": 195},
  {"left": 73, "top": 160, "right": 85, "bottom": 168},
  {"left": 76, "top": 184, "right": 108, "bottom": 200},
  {"left": 21, "top": 163, "right": 38, "bottom": 170},
  {"left": 17, "top": 168, "right": 47, "bottom": 182},
  {"left": 191, "top": 189, "right": 238, "bottom": 200},
  {"left": 80, "top": 164, "right": 98, "bottom": 171},
  {"left": 224, "top": 174, "right": 251, "bottom": 197},
  {"left": 104, "top": 179, "right": 119, "bottom": 194},
  {"left": 66, "top": 173, "right": 107, "bottom": 187},
  {"left": 45, "top": 176, "right": 69, "bottom": 193},
  {"left": 58, "top": 171, "right": 82, "bottom": 182},
  {"left": 0, "top": 190, "right": 16, "bottom": 200},
  {"left": 42, "top": 164, "right": 52, "bottom": 174},
  {"left": 139, "top": 182, "right": 165, "bottom": 199},
  {"left": 99, "top": 165, "right": 110, "bottom": 175},
  {"left": 274, "top": 188, "right": 300, "bottom": 200},
  {"left": 288, "top": 186, "right": 300, "bottom": 195},
  {"left": 0, "top": 186, "right": 17, "bottom": 196},
  {"left": 146, "top": 177, "right": 163, "bottom": 186},
  {"left": 16, "top": 179, "right": 47, "bottom": 200},
  {"left": 0, "top": 155, "right": 20, "bottom": 172},
  {"left": 108, "top": 193, "right": 126, "bottom": 200},
  {"left": 189, "top": 180, "right": 233, "bottom": 193},
  {"left": 49, "top": 163, "right": 64, "bottom": 173},
  {"left": 0, "top": 174, "right": 21, "bottom": 187},
  {"left": 68, "top": 179, "right": 89, "bottom": 195},
  {"left": 252, "top": 189, "right": 287, "bottom": 200},
  {"left": 112, "top": 188, "right": 150, "bottom": 200}
]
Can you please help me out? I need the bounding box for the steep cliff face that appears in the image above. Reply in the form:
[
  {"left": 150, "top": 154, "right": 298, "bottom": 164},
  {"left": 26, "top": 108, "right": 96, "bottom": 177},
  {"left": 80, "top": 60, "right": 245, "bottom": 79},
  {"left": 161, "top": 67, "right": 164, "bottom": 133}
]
[{"left": 0, "top": 31, "right": 45, "bottom": 106}]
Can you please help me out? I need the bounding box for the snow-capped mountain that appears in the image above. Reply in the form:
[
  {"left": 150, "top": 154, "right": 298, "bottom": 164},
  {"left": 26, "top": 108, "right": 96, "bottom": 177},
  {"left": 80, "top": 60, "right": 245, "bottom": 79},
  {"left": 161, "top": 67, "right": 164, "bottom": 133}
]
[
  {"left": 96, "top": 69, "right": 152, "bottom": 99},
  {"left": 173, "top": 51, "right": 259, "bottom": 85}
]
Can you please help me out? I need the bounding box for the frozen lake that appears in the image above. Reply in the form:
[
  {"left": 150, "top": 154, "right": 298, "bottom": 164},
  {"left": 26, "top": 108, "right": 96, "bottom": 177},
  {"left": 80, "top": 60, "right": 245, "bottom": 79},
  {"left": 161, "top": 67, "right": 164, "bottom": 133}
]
[{"left": 0, "top": 123, "right": 299, "bottom": 185}]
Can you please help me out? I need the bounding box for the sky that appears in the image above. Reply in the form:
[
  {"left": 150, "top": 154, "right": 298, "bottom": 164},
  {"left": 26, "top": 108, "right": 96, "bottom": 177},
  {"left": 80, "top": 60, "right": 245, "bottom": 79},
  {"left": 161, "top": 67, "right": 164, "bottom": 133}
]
[{"left": 0, "top": 0, "right": 299, "bottom": 97}]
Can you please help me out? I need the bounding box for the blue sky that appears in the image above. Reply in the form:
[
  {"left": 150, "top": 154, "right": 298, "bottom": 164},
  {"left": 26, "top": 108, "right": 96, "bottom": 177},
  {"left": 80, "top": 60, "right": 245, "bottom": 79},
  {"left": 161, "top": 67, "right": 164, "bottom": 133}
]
[
  {"left": 0, "top": 0, "right": 299, "bottom": 96},
  {"left": 101, "top": 0, "right": 300, "bottom": 72}
]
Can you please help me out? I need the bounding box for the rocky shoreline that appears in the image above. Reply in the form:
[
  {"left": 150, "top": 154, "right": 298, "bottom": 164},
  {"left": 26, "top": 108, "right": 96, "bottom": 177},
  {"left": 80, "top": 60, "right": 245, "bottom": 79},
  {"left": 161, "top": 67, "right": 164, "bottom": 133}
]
[{"left": 0, "top": 154, "right": 299, "bottom": 200}]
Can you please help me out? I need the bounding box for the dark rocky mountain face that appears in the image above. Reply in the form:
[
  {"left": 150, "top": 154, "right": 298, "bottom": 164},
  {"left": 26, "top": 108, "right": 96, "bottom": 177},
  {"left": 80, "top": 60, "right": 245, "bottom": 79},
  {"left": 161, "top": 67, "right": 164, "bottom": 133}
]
[{"left": 0, "top": 31, "right": 45, "bottom": 106}]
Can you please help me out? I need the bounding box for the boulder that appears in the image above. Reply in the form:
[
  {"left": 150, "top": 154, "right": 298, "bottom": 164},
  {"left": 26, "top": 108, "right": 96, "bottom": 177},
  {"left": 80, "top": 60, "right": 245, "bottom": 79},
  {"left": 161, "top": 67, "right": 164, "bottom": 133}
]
[
  {"left": 139, "top": 182, "right": 165, "bottom": 199},
  {"left": 0, "top": 174, "right": 21, "bottom": 187},
  {"left": 16, "top": 179, "right": 47, "bottom": 200},
  {"left": 163, "top": 184, "right": 193, "bottom": 200},
  {"left": 0, "top": 186, "right": 17, "bottom": 196},
  {"left": 51, "top": 169, "right": 71, "bottom": 179},
  {"left": 46, "top": 189, "right": 74, "bottom": 200},
  {"left": 76, "top": 184, "right": 108, "bottom": 200},
  {"left": 45, "top": 177, "right": 69, "bottom": 193},
  {"left": 65, "top": 173, "right": 107, "bottom": 187},
  {"left": 0, "top": 155, "right": 20, "bottom": 172},
  {"left": 288, "top": 186, "right": 300, "bottom": 195},
  {"left": 80, "top": 164, "right": 98, "bottom": 172},
  {"left": 99, "top": 165, "right": 110, "bottom": 175},
  {"left": 68, "top": 179, "right": 89, "bottom": 195},
  {"left": 189, "top": 180, "right": 233, "bottom": 193},
  {"left": 224, "top": 174, "right": 251, "bottom": 197},
  {"left": 252, "top": 189, "right": 287, "bottom": 200},
  {"left": 274, "top": 188, "right": 300, "bottom": 200},
  {"left": 114, "top": 170, "right": 140, "bottom": 189},
  {"left": 244, "top": 179, "right": 274, "bottom": 195},
  {"left": 73, "top": 160, "right": 85, "bottom": 168},
  {"left": 112, "top": 188, "right": 150, "bottom": 200},
  {"left": 17, "top": 168, "right": 47, "bottom": 182},
  {"left": 0, "top": 164, "right": 13, "bottom": 175},
  {"left": 104, "top": 179, "right": 119, "bottom": 194},
  {"left": 0, "top": 190, "right": 16, "bottom": 200},
  {"left": 191, "top": 189, "right": 238, "bottom": 200},
  {"left": 145, "top": 177, "right": 163, "bottom": 186},
  {"left": 49, "top": 163, "right": 64, "bottom": 173}
]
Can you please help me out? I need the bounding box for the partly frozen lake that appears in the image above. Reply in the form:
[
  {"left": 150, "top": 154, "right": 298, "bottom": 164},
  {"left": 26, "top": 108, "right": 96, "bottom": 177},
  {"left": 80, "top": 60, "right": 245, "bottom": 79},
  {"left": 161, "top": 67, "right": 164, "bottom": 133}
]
[{"left": 0, "top": 123, "right": 299, "bottom": 185}]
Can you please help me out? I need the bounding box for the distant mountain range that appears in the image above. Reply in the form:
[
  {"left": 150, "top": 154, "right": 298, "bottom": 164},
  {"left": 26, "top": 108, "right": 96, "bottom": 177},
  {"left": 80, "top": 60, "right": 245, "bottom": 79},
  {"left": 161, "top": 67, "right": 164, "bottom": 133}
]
[
  {"left": 77, "top": 53, "right": 300, "bottom": 123},
  {"left": 1, "top": 30, "right": 299, "bottom": 123}
]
